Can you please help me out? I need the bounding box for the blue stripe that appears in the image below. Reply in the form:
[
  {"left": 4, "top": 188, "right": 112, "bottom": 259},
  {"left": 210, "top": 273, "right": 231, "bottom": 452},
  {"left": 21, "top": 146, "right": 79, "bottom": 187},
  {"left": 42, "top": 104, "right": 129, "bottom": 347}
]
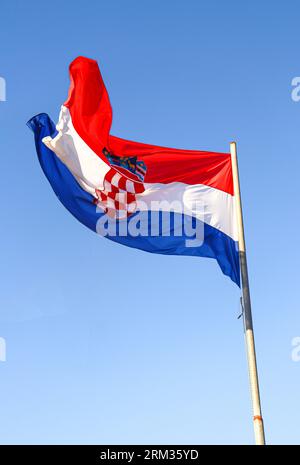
[{"left": 27, "top": 113, "right": 240, "bottom": 286}]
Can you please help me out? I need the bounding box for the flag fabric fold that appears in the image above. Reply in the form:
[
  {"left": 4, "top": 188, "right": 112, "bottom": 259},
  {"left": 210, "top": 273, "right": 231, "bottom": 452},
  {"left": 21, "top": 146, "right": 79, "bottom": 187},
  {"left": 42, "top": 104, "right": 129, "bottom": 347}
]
[{"left": 28, "top": 56, "right": 240, "bottom": 286}]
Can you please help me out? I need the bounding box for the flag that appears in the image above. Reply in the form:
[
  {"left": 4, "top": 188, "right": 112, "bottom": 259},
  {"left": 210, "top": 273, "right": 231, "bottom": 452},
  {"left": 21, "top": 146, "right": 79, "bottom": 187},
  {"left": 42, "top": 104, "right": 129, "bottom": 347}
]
[{"left": 27, "top": 56, "right": 240, "bottom": 285}]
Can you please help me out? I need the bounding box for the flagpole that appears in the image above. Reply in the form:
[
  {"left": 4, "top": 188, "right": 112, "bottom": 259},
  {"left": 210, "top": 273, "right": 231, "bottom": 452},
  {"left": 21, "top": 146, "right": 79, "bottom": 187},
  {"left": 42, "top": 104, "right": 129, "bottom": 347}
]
[{"left": 230, "top": 142, "right": 266, "bottom": 445}]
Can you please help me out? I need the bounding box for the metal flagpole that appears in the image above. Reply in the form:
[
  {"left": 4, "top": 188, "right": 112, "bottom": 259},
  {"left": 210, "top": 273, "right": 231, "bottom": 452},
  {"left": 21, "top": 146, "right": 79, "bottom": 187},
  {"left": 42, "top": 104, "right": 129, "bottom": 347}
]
[{"left": 230, "top": 142, "right": 266, "bottom": 445}]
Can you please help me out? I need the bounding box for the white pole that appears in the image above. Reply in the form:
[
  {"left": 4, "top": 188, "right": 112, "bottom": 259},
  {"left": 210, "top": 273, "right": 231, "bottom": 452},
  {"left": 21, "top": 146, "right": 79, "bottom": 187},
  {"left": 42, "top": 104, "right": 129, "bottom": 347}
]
[{"left": 230, "top": 141, "right": 266, "bottom": 445}]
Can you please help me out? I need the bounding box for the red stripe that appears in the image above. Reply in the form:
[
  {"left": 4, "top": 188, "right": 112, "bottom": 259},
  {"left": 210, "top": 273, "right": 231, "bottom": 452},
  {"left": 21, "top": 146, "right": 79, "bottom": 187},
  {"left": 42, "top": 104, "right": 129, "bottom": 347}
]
[
  {"left": 64, "top": 56, "right": 233, "bottom": 196},
  {"left": 64, "top": 56, "right": 112, "bottom": 164},
  {"left": 109, "top": 136, "right": 233, "bottom": 195}
]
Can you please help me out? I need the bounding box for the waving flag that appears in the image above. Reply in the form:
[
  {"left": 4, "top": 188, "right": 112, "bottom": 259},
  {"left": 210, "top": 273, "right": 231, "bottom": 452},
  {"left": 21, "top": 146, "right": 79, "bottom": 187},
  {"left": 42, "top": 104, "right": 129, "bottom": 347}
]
[{"left": 28, "top": 56, "right": 239, "bottom": 285}]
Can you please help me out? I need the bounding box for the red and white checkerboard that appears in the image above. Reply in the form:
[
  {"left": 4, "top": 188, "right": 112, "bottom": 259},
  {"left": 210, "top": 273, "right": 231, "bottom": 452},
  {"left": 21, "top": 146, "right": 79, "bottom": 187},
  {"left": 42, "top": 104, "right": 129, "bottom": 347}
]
[{"left": 94, "top": 167, "right": 145, "bottom": 219}]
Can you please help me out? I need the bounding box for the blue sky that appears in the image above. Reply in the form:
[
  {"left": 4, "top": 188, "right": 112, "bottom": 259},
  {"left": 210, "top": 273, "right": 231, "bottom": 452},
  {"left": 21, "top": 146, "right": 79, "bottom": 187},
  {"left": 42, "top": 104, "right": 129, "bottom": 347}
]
[{"left": 0, "top": 0, "right": 299, "bottom": 445}]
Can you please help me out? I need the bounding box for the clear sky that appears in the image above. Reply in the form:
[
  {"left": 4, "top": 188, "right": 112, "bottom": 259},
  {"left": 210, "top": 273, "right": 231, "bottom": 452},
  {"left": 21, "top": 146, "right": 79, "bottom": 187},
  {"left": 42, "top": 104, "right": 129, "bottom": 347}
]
[{"left": 0, "top": 0, "right": 299, "bottom": 445}]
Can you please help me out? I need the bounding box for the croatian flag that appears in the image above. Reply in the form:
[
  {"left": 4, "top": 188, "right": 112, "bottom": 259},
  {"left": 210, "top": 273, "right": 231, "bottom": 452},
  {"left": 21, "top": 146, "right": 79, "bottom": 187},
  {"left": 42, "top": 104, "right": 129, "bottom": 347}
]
[{"left": 28, "top": 56, "right": 240, "bottom": 286}]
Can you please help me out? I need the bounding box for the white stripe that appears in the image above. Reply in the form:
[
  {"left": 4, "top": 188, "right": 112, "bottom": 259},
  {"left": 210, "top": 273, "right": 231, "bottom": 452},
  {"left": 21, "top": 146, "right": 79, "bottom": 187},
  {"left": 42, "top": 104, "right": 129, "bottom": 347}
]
[
  {"left": 139, "top": 183, "right": 238, "bottom": 241},
  {"left": 73, "top": 176, "right": 97, "bottom": 196},
  {"left": 42, "top": 106, "right": 110, "bottom": 190}
]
